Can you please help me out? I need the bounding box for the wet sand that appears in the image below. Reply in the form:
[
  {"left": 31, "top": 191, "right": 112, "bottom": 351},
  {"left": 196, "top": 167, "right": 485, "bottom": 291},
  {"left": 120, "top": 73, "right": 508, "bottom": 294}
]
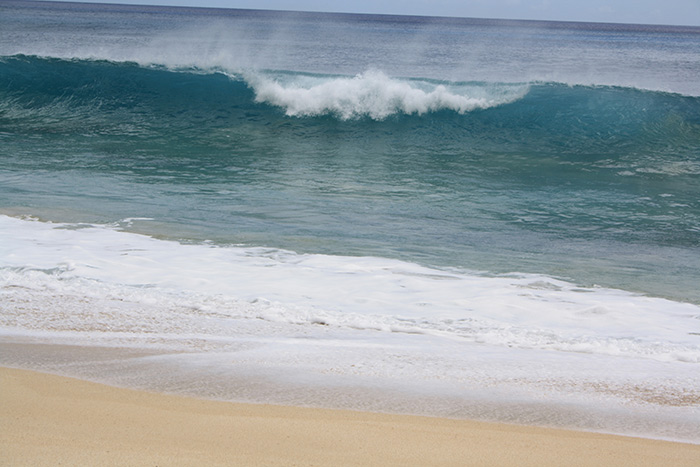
[{"left": 2, "top": 366, "right": 698, "bottom": 466}]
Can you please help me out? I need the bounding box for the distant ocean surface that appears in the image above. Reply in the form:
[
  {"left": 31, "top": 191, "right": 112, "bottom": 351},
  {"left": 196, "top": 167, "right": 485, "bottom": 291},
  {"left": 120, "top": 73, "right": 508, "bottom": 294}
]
[{"left": 1, "top": 1, "right": 699, "bottom": 442}]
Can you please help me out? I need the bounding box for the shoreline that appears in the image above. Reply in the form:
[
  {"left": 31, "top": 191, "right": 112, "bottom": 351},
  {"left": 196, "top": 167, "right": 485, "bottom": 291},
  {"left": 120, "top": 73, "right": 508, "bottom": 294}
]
[
  {"left": 2, "top": 366, "right": 699, "bottom": 466},
  {"left": 2, "top": 339, "right": 699, "bottom": 445}
]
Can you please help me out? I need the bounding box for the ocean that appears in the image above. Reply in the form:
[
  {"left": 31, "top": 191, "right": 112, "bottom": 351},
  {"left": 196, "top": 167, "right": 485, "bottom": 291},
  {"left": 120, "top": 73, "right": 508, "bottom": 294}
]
[{"left": 1, "top": 0, "right": 699, "bottom": 442}]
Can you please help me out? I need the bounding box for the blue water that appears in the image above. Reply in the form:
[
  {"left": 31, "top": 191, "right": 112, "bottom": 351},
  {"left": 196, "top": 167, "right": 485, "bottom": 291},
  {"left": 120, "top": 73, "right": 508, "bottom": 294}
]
[{"left": 2, "top": 1, "right": 699, "bottom": 303}]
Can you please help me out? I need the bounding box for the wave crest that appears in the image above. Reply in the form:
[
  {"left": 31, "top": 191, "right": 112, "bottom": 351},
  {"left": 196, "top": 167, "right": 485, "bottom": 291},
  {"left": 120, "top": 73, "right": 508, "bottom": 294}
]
[{"left": 247, "top": 70, "right": 529, "bottom": 119}]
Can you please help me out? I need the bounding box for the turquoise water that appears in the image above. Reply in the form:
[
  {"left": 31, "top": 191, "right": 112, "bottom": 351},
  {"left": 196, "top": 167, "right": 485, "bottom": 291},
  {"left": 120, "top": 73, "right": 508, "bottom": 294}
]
[{"left": 2, "top": 52, "right": 699, "bottom": 302}]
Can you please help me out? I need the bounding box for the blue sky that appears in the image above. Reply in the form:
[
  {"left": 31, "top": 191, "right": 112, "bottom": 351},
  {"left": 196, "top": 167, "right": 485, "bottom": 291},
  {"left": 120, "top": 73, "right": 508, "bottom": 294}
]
[{"left": 61, "top": 1, "right": 700, "bottom": 26}]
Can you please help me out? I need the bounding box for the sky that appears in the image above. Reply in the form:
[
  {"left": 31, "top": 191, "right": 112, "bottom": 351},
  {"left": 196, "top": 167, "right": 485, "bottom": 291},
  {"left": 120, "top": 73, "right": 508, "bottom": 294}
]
[{"left": 57, "top": 0, "right": 700, "bottom": 26}]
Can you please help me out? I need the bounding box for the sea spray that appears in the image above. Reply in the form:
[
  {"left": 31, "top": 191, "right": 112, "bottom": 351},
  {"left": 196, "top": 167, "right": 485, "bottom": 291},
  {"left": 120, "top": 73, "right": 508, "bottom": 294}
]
[{"left": 247, "top": 70, "right": 530, "bottom": 119}]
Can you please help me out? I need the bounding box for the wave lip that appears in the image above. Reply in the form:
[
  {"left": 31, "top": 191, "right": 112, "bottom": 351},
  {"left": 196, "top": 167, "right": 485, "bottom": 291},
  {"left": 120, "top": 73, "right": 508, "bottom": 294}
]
[{"left": 247, "top": 70, "right": 530, "bottom": 119}]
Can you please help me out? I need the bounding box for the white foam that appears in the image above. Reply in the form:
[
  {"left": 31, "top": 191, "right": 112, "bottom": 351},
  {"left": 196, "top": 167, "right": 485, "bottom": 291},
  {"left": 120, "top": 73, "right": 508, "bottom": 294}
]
[
  {"left": 247, "top": 71, "right": 528, "bottom": 119},
  {"left": 1, "top": 215, "right": 698, "bottom": 363}
]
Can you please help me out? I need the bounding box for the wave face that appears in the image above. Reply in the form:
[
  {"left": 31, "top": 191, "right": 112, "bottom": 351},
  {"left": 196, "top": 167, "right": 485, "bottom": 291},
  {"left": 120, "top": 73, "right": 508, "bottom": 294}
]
[
  {"left": 0, "top": 56, "right": 530, "bottom": 122},
  {"left": 3, "top": 55, "right": 699, "bottom": 139}
]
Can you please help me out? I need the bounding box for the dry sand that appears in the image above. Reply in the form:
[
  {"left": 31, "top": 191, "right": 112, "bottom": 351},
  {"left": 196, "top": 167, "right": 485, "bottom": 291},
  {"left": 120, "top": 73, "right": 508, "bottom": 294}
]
[{"left": 1, "top": 366, "right": 698, "bottom": 466}]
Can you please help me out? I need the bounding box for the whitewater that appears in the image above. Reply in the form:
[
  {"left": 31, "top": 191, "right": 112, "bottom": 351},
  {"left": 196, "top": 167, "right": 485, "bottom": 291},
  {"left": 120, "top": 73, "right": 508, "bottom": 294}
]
[{"left": 1, "top": 1, "right": 699, "bottom": 443}]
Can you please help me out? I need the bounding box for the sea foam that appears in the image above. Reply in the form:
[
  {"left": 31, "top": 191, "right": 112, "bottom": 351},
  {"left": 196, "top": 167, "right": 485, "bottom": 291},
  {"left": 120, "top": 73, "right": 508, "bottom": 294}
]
[
  {"left": 247, "top": 71, "right": 529, "bottom": 119},
  {"left": 2, "top": 215, "right": 698, "bottom": 364}
]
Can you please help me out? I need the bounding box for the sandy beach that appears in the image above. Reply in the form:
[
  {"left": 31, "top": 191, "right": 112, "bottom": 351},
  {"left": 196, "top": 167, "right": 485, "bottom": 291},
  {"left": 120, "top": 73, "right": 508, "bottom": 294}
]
[{"left": 1, "top": 366, "right": 698, "bottom": 466}]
